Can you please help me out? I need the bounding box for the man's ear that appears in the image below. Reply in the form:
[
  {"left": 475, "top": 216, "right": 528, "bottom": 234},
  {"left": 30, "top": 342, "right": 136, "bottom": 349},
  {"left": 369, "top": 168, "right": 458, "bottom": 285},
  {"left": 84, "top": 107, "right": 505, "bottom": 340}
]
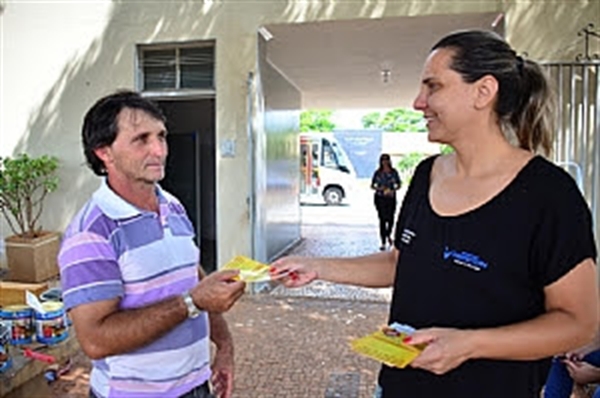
[
  {"left": 474, "top": 75, "right": 499, "bottom": 110},
  {"left": 94, "top": 146, "right": 111, "bottom": 165}
]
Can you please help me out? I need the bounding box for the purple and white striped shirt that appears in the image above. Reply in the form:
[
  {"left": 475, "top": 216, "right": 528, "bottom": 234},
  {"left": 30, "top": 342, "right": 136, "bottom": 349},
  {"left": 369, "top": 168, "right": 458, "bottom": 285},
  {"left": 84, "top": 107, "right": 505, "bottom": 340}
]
[{"left": 58, "top": 180, "right": 210, "bottom": 398}]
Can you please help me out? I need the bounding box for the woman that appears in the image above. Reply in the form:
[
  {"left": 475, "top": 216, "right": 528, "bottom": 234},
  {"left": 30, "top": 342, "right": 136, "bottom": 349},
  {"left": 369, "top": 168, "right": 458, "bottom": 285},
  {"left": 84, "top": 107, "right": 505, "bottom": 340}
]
[
  {"left": 544, "top": 350, "right": 600, "bottom": 398},
  {"left": 271, "top": 29, "right": 598, "bottom": 397},
  {"left": 544, "top": 331, "right": 600, "bottom": 398},
  {"left": 371, "top": 154, "right": 401, "bottom": 250}
]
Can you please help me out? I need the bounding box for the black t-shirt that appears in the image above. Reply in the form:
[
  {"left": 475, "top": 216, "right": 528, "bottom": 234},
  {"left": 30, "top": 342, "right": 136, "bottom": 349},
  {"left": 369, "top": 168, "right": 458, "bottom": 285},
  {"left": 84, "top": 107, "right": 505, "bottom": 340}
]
[{"left": 380, "top": 155, "right": 597, "bottom": 398}]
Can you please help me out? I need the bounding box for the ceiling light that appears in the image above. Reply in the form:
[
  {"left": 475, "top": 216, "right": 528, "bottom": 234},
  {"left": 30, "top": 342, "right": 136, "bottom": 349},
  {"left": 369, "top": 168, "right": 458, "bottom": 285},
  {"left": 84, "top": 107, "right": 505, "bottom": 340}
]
[
  {"left": 491, "top": 13, "right": 504, "bottom": 28},
  {"left": 258, "top": 26, "right": 273, "bottom": 42},
  {"left": 381, "top": 69, "right": 391, "bottom": 84}
]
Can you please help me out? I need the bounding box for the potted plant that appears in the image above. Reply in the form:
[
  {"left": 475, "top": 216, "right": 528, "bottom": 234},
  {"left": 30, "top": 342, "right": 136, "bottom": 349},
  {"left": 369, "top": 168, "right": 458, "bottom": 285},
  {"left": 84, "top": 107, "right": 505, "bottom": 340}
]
[{"left": 0, "top": 153, "right": 60, "bottom": 282}]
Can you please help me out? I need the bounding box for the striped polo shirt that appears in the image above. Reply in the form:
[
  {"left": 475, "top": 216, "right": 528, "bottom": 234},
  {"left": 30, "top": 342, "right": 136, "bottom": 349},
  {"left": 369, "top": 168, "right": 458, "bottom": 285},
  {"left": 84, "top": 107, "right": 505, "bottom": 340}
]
[{"left": 58, "top": 180, "right": 210, "bottom": 398}]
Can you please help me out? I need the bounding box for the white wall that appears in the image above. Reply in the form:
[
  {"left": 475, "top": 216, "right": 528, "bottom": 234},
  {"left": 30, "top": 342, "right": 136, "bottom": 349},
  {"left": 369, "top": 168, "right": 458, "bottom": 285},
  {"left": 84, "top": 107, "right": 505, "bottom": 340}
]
[
  {"left": 382, "top": 132, "right": 442, "bottom": 156},
  {"left": 0, "top": 1, "right": 114, "bottom": 157}
]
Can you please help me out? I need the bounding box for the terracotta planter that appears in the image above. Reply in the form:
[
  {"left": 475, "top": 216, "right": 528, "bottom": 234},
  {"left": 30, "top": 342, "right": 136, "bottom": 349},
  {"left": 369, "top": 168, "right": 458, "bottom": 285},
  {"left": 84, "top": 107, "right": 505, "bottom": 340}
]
[{"left": 5, "top": 231, "right": 61, "bottom": 283}]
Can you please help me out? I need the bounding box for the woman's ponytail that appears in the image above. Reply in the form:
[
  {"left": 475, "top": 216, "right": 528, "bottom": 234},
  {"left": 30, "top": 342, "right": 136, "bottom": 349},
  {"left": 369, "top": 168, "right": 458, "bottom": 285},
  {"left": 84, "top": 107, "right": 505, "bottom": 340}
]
[{"left": 509, "top": 59, "right": 555, "bottom": 156}]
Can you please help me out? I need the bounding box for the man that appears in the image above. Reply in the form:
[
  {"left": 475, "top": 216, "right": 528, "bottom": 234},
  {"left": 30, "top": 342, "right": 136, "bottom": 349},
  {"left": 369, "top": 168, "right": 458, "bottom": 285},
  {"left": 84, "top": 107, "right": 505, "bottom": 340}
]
[{"left": 58, "top": 90, "right": 245, "bottom": 398}]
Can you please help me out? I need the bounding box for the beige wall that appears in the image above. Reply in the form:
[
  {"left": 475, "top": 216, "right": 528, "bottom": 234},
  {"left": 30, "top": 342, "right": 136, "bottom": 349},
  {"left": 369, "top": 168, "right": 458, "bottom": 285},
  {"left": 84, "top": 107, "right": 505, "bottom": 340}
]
[
  {"left": 505, "top": 0, "right": 600, "bottom": 61},
  {"left": 1, "top": 0, "right": 595, "bottom": 268}
]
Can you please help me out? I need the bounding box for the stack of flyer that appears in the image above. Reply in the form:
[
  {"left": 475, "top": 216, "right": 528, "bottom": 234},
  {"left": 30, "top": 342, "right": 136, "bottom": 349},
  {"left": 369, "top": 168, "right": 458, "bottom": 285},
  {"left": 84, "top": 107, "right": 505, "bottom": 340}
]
[{"left": 350, "top": 323, "right": 425, "bottom": 368}]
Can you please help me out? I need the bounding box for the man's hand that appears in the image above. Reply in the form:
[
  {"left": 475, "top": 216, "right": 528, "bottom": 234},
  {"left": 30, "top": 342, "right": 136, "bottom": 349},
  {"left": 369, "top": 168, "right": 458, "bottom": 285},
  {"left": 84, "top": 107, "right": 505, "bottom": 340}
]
[
  {"left": 191, "top": 270, "right": 245, "bottom": 313},
  {"left": 211, "top": 346, "right": 234, "bottom": 398}
]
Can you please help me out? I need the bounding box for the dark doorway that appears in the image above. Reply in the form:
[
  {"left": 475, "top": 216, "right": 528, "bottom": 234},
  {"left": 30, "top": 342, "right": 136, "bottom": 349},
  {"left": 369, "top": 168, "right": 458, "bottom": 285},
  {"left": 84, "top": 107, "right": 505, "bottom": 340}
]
[{"left": 158, "top": 99, "right": 217, "bottom": 272}]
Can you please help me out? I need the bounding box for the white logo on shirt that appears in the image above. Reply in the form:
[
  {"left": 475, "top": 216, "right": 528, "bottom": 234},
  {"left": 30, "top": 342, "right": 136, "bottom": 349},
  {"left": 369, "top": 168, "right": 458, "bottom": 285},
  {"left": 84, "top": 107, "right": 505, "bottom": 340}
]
[{"left": 401, "top": 229, "right": 416, "bottom": 245}]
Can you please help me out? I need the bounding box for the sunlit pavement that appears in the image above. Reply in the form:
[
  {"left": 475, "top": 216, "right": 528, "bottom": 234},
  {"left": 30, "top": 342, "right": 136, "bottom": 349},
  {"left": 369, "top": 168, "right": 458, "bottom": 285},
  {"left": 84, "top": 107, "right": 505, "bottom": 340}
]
[
  {"left": 269, "top": 223, "right": 393, "bottom": 303},
  {"left": 270, "top": 179, "right": 397, "bottom": 303}
]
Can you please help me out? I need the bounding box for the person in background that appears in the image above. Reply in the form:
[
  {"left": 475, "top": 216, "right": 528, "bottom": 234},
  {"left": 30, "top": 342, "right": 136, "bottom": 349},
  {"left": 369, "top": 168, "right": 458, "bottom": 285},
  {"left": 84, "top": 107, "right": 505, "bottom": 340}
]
[
  {"left": 371, "top": 153, "right": 401, "bottom": 250},
  {"left": 271, "top": 29, "right": 599, "bottom": 398},
  {"left": 544, "top": 330, "right": 600, "bottom": 398},
  {"left": 58, "top": 91, "right": 246, "bottom": 398}
]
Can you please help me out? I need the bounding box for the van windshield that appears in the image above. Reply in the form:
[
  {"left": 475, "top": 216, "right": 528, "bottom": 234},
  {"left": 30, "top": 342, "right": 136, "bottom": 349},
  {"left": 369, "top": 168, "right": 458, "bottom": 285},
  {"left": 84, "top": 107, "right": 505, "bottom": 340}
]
[
  {"left": 331, "top": 141, "right": 352, "bottom": 170},
  {"left": 323, "top": 138, "right": 352, "bottom": 173}
]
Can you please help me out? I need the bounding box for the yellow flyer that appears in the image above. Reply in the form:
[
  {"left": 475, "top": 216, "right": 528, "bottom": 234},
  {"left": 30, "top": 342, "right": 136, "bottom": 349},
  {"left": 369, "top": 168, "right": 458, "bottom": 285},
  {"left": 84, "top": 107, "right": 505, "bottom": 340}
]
[
  {"left": 222, "top": 255, "right": 272, "bottom": 282},
  {"left": 351, "top": 327, "right": 424, "bottom": 369}
]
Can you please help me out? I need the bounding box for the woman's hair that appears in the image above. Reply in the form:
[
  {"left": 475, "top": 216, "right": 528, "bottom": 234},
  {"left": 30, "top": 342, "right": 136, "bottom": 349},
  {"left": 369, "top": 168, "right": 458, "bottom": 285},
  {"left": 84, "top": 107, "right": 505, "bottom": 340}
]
[
  {"left": 432, "top": 30, "right": 555, "bottom": 155},
  {"left": 82, "top": 90, "right": 166, "bottom": 176},
  {"left": 378, "top": 153, "right": 392, "bottom": 172}
]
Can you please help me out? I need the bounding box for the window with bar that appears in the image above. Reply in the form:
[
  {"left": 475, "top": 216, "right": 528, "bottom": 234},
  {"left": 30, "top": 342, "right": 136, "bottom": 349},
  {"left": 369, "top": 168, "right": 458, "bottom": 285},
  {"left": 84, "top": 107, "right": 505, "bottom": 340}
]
[{"left": 138, "top": 43, "right": 214, "bottom": 91}]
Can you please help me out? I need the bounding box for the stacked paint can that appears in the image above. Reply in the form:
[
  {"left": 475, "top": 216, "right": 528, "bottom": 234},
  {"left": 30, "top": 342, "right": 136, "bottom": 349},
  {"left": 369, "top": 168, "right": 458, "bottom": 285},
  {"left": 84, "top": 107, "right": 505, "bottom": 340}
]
[
  {"left": 0, "top": 289, "right": 68, "bottom": 372},
  {"left": 0, "top": 305, "right": 34, "bottom": 345},
  {"left": 0, "top": 321, "right": 10, "bottom": 373},
  {"left": 39, "top": 287, "right": 71, "bottom": 327},
  {"left": 0, "top": 305, "right": 35, "bottom": 373},
  {"left": 34, "top": 301, "right": 68, "bottom": 345}
]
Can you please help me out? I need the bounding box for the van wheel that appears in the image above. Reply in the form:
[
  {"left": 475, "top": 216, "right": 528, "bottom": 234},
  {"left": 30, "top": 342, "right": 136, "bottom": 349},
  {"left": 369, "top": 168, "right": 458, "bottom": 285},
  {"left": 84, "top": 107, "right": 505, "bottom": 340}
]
[{"left": 323, "top": 187, "right": 343, "bottom": 205}]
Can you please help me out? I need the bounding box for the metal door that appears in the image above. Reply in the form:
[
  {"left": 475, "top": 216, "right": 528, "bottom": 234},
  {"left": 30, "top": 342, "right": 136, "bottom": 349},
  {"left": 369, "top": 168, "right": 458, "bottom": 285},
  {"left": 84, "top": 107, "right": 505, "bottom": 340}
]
[{"left": 543, "top": 61, "right": 600, "bottom": 246}]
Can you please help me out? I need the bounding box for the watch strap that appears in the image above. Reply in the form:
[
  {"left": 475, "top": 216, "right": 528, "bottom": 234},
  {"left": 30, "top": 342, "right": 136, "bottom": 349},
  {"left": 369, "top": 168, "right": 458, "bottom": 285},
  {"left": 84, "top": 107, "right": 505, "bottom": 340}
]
[{"left": 182, "top": 290, "right": 202, "bottom": 319}]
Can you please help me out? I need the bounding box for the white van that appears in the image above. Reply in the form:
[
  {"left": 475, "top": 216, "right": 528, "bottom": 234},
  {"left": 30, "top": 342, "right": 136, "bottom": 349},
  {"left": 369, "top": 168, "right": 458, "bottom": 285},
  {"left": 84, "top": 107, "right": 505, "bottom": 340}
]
[{"left": 300, "top": 133, "right": 356, "bottom": 205}]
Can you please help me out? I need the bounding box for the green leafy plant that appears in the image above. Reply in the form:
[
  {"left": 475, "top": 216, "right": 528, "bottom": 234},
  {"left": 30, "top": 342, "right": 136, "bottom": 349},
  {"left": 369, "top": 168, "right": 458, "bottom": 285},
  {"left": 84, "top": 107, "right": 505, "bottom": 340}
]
[
  {"left": 396, "top": 152, "right": 427, "bottom": 185},
  {"left": 361, "top": 108, "right": 426, "bottom": 132},
  {"left": 0, "top": 154, "right": 59, "bottom": 239},
  {"left": 300, "top": 110, "right": 336, "bottom": 132},
  {"left": 440, "top": 144, "right": 455, "bottom": 154}
]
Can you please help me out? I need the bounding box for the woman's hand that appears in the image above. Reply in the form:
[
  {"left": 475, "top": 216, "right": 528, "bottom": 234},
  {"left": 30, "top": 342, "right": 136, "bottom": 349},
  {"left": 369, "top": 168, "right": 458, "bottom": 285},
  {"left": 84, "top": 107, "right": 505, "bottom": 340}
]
[
  {"left": 564, "top": 358, "right": 600, "bottom": 385},
  {"left": 269, "top": 256, "right": 318, "bottom": 288},
  {"left": 405, "top": 328, "right": 475, "bottom": 375}
]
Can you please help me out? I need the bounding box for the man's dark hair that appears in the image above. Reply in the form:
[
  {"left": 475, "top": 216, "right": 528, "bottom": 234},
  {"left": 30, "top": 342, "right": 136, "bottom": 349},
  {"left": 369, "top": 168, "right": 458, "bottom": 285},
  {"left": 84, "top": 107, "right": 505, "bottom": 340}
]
[{"left": 82, "top": 90, "right": 166, "bottom": 176}]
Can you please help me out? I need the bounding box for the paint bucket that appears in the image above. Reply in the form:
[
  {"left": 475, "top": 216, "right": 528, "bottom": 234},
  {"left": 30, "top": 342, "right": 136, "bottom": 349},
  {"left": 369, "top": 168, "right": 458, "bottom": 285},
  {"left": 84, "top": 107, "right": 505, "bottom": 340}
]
[
  {"left": 0, "top": 305, "right": 34, "bottom": 345},
  {"left": 0, "top": 321, "right": 11, "bottom": 373},
  {"left": 35, "top": 302, "right": 68, "bottom": 345}
]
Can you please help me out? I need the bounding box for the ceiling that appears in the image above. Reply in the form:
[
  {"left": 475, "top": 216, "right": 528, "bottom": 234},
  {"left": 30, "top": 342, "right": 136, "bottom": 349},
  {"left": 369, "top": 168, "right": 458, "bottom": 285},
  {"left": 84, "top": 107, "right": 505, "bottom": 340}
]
[{"left": 263, "top": 12, "right": 503, "bottom": 110}]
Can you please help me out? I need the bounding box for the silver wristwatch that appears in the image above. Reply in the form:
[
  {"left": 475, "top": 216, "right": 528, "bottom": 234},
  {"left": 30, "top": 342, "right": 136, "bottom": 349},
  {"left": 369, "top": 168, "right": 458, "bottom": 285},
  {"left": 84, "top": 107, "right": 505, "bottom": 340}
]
[{"left": 182, "top": 290, "right": 202, "bottom": 319}]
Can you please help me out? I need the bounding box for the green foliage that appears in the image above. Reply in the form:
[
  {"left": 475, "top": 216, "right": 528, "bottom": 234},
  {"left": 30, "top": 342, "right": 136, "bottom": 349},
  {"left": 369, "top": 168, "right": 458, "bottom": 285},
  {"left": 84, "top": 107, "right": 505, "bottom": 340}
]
[
  {"left": 396, "top": 152, "right": 427, "bottom": 185},
  {"left": 300, "top": 110, "right": 336, "bottom": 132},
  {"left": 361, "top": 112, "right": 381, "bottom": 129},
  {"left": 0, "top": 154, "right": 59, "bottom": 238},
  {"left": 440, "top": 144, "right": 455, "bottom": 155},
  {"left": 361, "top": 108, "right": 426, "bottom": 132}
]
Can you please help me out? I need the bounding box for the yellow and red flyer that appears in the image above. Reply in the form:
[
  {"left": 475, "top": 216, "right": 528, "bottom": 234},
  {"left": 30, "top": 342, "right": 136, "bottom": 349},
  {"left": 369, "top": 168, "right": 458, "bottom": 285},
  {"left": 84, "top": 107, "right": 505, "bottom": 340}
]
[
  {"left": 350, "top": 323, "right": 425, "bottom": 369},
  {"left": 222, "top": 255, "right": 274, "bottom": 282}
]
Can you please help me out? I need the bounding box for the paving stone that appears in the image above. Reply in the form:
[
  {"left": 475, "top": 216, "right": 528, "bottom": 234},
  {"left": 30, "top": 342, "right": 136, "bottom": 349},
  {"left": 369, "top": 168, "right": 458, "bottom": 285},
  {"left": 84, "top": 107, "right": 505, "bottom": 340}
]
[
  {"left": 324, "top": 372, "right": 360, "bottom": 398},
  {"left": 269, "top": 224, "right": 393, "bottom": 303}
]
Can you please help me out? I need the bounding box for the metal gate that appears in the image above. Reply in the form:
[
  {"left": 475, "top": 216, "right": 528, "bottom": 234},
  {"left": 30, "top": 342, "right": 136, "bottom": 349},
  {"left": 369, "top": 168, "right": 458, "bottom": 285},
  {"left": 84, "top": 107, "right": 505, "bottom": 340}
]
[{"left": 543, "top": 61, "right": 600, "bottom": 246}]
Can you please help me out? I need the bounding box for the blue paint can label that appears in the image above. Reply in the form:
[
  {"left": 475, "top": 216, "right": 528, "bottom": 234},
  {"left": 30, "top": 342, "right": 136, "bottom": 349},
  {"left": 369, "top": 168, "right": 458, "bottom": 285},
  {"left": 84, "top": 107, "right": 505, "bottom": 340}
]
[
  {"left": 0, "top": 321, "right": 11, "bottom": 373},
  {"left": 0, "top": 305, "right": 34, "bottom": 345},
  {"left": 35, "top": 302, "right": 68, "bottom": 345}
]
